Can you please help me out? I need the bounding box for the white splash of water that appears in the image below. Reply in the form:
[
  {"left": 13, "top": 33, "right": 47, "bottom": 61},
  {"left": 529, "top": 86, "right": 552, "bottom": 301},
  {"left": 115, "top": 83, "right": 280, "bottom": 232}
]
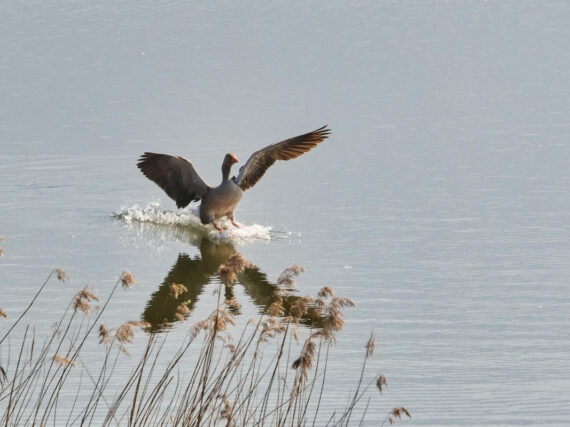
[{"left": 115, "top": 201, "right": 274, "bottom": 244}]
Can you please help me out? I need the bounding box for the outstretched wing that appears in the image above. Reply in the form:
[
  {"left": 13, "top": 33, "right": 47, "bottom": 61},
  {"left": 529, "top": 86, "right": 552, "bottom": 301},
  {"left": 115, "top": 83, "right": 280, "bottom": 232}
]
[
  {"left": 234, "top": 125, "right": 330, "bottom": 191},
  {"left": 137, "top": 153, "right": 210, "bottom": 208}
]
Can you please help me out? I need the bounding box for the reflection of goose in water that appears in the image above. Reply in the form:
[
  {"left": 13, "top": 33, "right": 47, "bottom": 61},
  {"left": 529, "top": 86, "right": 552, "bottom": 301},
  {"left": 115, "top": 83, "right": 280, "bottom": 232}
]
[{"left": 141, "top": 234, "right": 321, "bottom": 331}]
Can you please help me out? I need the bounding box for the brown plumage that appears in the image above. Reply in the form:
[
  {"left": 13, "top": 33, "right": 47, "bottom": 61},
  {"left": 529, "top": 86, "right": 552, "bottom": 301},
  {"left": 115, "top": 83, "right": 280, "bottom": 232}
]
[{"left": 137, "top": 125, "right": 330, "bottom": 232}]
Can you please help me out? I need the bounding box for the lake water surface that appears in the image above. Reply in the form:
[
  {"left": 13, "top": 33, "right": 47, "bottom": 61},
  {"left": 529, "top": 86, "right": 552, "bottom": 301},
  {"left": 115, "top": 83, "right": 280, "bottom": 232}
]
[{"left": 2, "top": 1, "right": 570, "bottom": 425}]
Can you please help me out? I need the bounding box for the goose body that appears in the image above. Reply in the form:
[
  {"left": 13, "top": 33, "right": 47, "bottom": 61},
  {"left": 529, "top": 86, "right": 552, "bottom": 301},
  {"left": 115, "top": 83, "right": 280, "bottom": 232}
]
[
  {"left": 199, "top": 177, "right": 243, "bottom": 227},
  {"left": 137, "top": 125, "right": 330, "bottom": 231}
]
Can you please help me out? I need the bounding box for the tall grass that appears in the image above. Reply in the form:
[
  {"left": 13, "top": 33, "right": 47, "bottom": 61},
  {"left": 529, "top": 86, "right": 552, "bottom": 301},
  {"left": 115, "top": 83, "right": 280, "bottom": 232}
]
[{"left": 0, "top": 265, "right": 410, "bottom": 426}]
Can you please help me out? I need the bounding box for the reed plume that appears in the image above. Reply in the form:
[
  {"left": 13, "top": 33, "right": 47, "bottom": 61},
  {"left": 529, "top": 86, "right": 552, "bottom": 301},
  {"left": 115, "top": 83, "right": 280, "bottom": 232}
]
[
  {"left": 376, "top": 374, "right": 387, "bottom": 393},
  {"left": 55, "top": 268, "right": 69, "bottom": 282},
  {"left": 218, "top": 253, "right": 252, "bottom": 286},
  {"left": 218, "top": 266, "right": 237, "bottom": 286},
  {"left": 127, "top": 320, "right": 151, "bottom": 329},
  {"left": 53, "top": 354, "right": 76, "bottom": 367},
  {"left": 366, "top": 332, "right": 376, "bottom": 358},
  {"left": 98, "top": 323, "right": 112, "bottom": 344},
  {"left": 313, "top": 287, "right": 355, "bottom": 343},
  {"left": 0, "top": 308, "right": 7, "bottom": 319},
  {"left": 218, "top": 395, "right": 233, "bottom": 422},
  {"left": 292, "top": 338, "right": 316, "bottom": 378},
  {"left": 116, "top": 323, "right": 135, "bottom": 344},
  {"left": 225, "top": 297, "right": 240, "bottom": 312},
  {"left": 289, "top": 297, "right": 310, "bottom": 320},
  {"left": 222, "top": 253, "right": 252, "bottom": 271},
  {"left": 0, "top": 266, "right": 408, "bottom": 426},
  {"left": 386, "top": 406, "right": 411, "bottom": 425},
  {"left": 267, "top": 299, "right": 285, "bottom": 317},
  {"left": 317, "top": 286, "right": 333, "bottom": 298},
  {"left": 73, "top": 285, "right": 99, "bottom": 315},
  {"left": 120, "top": 270, "right": 137, "bottom": 289},
  {"left": 115, "top": 321, "right": 149, "bottom": 345},
  {"left": 169, "top": 283, "right": 187, "bottom": 299},
  {"left": 276, "top": 265, "right": 305, "bottom": 288},
  {"left": 175, "top": 301, "right": 191, "bottom": 322}
]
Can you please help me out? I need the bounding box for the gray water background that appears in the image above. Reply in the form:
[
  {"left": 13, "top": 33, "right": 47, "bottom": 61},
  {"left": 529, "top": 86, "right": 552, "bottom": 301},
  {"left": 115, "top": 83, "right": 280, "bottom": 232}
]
[{"left": 2, "top": 1, "right": 570, "bottom": 424}]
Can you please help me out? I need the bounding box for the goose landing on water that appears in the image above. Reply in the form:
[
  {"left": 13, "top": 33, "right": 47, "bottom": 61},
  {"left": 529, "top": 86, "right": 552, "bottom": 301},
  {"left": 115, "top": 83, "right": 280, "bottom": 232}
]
[{"left": 137, "top": 125, "right": 330, "bottom": 232}]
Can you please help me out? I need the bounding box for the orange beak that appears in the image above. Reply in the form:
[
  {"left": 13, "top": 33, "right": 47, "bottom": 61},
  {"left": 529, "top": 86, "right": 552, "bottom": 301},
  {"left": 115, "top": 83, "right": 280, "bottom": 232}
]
[{"left": 231, "top": 155, "right": 239, "bottom": 164}]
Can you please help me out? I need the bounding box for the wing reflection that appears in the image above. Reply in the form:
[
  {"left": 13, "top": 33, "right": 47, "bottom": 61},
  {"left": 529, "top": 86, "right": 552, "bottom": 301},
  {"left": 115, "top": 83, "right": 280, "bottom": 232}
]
[{"left": 140, "top": 231, "right": 320, "bottom": 331}]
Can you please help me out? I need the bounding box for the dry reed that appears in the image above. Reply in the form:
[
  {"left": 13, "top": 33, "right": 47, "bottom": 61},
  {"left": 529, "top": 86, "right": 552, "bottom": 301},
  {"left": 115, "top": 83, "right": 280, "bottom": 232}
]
[
  {"left": 366, "top": 332, "right": 376, "bottom": 358},
  {"left": 175, "top": 301, "right": 191, "bottom": 322},
  {"left": 120, "top": 270, "right": 138, "bottom": 289},
  {"left": 377, "top": 374, "right": 387, "bottom": 393},
  {"left": 53, "top": 354, "right": 76, "bottom": 367},
  {"left": 384, "top": 407, "right": 412, "bottom": 425},
  {"left": 218, "top": 253, "right": 252, "bottom": 287},
  {"left": 276, "top": 265, "right": 305, "bottom": 288},
  {"left": 55, "top": 268, "right": 69, "bottom": 282},
  {"left": 169, "top": 283, "right": 187, "bottom": 299},
  {"left": 73, "top": 285, "right": 99, "bottom": 315},
  {"left": 98, "top": 323, "right": 112, "bottom": 344},
  {"left": 0, "top": 265, "right": 410, "bottom": 426}
]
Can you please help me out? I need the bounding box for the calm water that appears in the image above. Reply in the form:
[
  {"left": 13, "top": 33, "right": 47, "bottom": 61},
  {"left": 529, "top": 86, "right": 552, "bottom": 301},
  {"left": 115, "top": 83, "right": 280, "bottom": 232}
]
[{"left": 2, "top": 1, "right": 570, "bottom": 425}]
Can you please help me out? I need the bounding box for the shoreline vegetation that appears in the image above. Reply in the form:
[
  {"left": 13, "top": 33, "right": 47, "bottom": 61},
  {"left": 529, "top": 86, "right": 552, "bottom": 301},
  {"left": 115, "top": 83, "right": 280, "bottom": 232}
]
[{"left": 0, "top": 257, "right": 410, "bottom": 425}]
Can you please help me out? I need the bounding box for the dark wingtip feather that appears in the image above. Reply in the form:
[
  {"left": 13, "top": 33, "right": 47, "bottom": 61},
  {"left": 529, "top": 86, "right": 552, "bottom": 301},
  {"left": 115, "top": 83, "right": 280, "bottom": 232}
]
[
  {"left": 236, "top": 125, "right": 331, "bottom": 191},
  {"left": 137, "top": 152, "right": 156, "bottom": 169}
]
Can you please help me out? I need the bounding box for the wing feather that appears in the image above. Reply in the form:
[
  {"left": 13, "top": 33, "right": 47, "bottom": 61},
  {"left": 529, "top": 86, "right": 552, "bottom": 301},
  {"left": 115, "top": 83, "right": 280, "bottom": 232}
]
[
  {"left": 235, "top": 125, "right": 330, "bottom": 191},
  {"left": 137, "top": 153, "right": 210, "bottom": 208}
]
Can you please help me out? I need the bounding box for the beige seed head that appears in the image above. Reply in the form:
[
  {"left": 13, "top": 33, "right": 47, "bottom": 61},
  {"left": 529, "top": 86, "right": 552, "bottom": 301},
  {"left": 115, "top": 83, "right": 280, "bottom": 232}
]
[
  {"left": 73, "top": 285, "right": 99, "bottom": 315},
  {"left": 212, "top": 307, "right": 235, "bottom": 333},
  {"left": 366, "top": 332, "right": 375, "bottom": 358},
  {"left": 290, "top": 299, "right": 308, "bottom": 319},
  {"left": 276, "top": 265, "right": 305, "bottom": 288},
  {"left": 54, "top": 354, "right": 76, "bottom": 367},
  {"left": 0, "top": 308, "right": 7, "bottom": 318},
  {"left": 175, "top": 301, "right": 191, "bottom": 322},
  {"left": 55, "top": 269, "right": 69, "bottom": 282},
  {"left": 116, "top": 323, "right": 135, "bottom": 344},
  {"left": 127, "top": 321, "right": 151, "bottom": 329},
  {"left": 267, "top": 300, "right": 284, "bottom": 317},
  {"left": 223, "top": 253, "right": 252, "bottom": 272},
  {"left": 219, "top": 395, "right": 233, "bottom": 420},
  {"left": 218, "top": 266, "right": 237, "bottom": 286},
  {"left": 317, "top": 286, "right": 334, "bottom": 298},
  {"left": 376, "top": 374, "right": 387, "bottom": 393},
  {"left": 291, "top": 338, "right": 316, "bottom": 378},
  {"left": 390, "top": 407, "right": 411, "bottom": 420},
  {"left": 225, "top": 297, "right": 239, "bottom": 311},
  {"left": 120, "top": 271, "right": 137, "bottom": 289},
  {"left": 169, "top": 283, "right": 187, "bottom": 299},
  {"left": 98, "top": 323, "right": 112, "bottom": 344},
  {"left": 336, "top": 296, "right": 355, "bottom": 308}
]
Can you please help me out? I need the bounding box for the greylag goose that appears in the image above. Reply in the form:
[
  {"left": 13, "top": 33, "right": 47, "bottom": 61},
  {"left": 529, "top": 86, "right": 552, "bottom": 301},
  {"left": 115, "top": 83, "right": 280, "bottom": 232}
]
[{"left": 137, "top": 125, "right": 330, "bottom": 231}]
